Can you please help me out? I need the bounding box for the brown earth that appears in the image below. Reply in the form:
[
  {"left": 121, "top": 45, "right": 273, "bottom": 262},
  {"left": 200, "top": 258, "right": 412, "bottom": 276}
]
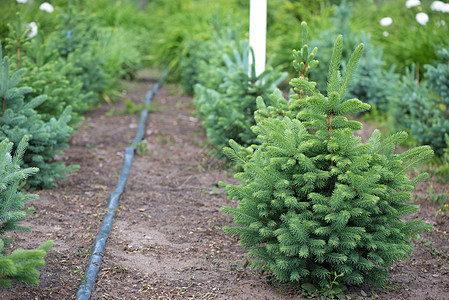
[{"left": 1, "top": 69, "right": 448, "bottom": 300}]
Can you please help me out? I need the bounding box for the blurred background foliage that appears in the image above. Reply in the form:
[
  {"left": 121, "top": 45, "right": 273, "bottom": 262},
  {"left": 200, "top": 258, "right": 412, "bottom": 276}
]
[
  {"left": 3, "top": 0, "right": 448, "bottom": 85},
  {"left": 1, "top": 0, "right": 448, "bottom": 171}
]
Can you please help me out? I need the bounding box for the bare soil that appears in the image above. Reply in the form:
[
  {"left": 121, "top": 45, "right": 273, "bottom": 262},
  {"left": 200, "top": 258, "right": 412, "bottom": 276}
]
[{"left": 1, "top": 70, "right": 448, "bottom": 300}]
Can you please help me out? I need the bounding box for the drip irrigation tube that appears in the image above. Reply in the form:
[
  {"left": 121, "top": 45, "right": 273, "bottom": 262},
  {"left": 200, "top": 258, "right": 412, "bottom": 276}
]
[{"left": 76, "top": 70, "right": 167, "bottom": 300}]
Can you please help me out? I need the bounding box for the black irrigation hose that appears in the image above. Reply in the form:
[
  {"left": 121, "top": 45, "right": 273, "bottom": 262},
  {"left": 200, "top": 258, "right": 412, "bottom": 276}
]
[{"left": 76, "top": 70, "right": 167, "bottom": 300}]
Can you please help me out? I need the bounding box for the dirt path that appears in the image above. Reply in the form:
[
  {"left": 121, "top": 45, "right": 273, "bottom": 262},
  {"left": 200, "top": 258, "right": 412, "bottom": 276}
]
[{"left": 2, "top": 70, "right": 448, "bottom": 300}]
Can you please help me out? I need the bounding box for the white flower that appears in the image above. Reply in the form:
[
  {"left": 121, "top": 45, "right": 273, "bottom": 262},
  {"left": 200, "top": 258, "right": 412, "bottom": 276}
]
[
  {"left": 416, "top": 12, "right": 429, "bottom": 25},
  {"left": 383, "top": 31, "right": 389, "bottom": 37},
  {"left": 39, "top": 2, "right": 54, "bottom": 13},
  {"left": 406, "top": 0, "right": 421, "bottom": 8},
  {"left": 380, "top": 17, "right": 393, "bottom": 26},
  {"left": 28, "top": 22, "right": 38, "bottom": 39},
  {"left": 431, "top": 1, "right": 445, "bottom": 10},
  {"left": 431, "top": 1, "right": 449, "bottom": 12},
  {"left": 16, "top": 0, "right": 28, "bottom": 3}
]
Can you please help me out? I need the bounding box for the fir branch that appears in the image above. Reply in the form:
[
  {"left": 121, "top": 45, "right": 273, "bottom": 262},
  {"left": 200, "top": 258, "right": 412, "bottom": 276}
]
[
  {"left": 327, "top": 35, "right": 343, "bottom": 96},
  {"left": 339, "top": 43, "right": 364, "bottom": 98},
  {"left": 392, "top": 146, "right": 433, "bottom": 179}
]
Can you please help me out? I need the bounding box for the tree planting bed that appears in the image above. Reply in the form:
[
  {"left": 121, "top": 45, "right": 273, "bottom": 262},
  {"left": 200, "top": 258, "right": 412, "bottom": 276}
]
[{"left": 2, "top": 70, "right": 448, "bottom": 300}]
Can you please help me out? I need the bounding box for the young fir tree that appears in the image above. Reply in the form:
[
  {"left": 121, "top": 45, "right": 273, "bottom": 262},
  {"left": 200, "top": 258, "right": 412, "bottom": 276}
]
[
  {"left": 221, "top": 23, "right": 433, "bottom": 291},
  {"left": 48, "top": 4, "right": 110, "bottom": 104},
  {"left": 0, "top": 136, "right": 53, "bottom": 287},
  {"left": 4, "top": 16, "right": 89, "bottom": 125},
  {"left": 194, "top": 45, "right": 286, "bottom": 158},
  {"left": 0, "top": 45, "right": 78, "bottom": 189}
]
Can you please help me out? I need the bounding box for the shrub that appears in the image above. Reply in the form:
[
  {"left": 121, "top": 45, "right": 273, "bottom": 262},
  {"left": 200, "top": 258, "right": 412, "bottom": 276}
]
[
  {"left": 221, "top": 26, "right": 433, "bottom": 293},
  {"left": 0, "top": 137, "right": 53, "bottom": 287}
]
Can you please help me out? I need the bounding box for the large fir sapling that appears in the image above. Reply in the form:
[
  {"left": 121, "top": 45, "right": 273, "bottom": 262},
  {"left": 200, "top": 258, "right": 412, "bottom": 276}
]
[
  {"left": 93, "top": 26, "right": 142, "bottom": 81},
  {"left": 0, "top": 46, "right": 78, "bottom": 189},
  {"left": 267, "top": 0, "right": 334, "bottom": 77},
  {"left": 0, "top": 137, "right": 52, "bottom": 287},
  {"left": 146, "top": 0, "right": 249, "bottom": 84},
  {"left": 221, "top": 23, "right": 433, "bottom": 291}
]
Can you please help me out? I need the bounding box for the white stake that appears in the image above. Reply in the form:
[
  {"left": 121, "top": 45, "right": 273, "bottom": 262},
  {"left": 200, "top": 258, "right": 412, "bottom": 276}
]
[{"left": 249, "top": 0, "right": 267, "bottom": 77}]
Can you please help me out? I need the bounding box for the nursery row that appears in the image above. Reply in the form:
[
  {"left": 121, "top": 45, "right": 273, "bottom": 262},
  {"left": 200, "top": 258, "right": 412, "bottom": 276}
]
[
  {"left": 1, "top": 0, "right": 151, "bottom": 188},
  {"left": 1, "top": 0, "right": 448, "bottom": 297},
  {"left": 0, "top": 0, "right": 152, "bottom": 288},
  {"left": 147, "top": 0, "right": 448, "bottom": 296}
]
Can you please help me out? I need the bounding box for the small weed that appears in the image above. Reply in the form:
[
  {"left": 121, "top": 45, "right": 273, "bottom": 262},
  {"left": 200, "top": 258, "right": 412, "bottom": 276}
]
[
  {"left": 168, "top": 85, "right": 183, "bottom": 96},
  {"left": 205, "top": 253, "right": 221, "bottom": 266},
  {"left": 92, "top": 209, "right": 108, "bottom": 217},
  {"left": 415, "top": 234, "right": 449, "bottom": 265},
  {"left": 156, "top": 133, "right": 172, "bottom": 145},
  {"left": 68, "top": 267, "right": 84, "bottom": 278},
  {"left": 105, "top": 107, "right": 115, "bottom": 116},
  {"left": 414, "top": 233, "right": 433, "bottom": 247},
  {"left": 86, "top": 143, "right": 98, "bottom": 151},
  {"left": 140, "top": 283, "right": 152, "bottom": 292},
  {"left": 134, "top": 140, "right": 148, "bottom": 155},
  {"left": 77, "top": 247, "right": 91, "bottom": 258},
  {"left": 437, "top": 202, "right": 449, "bottom": 216},
  {"left": 300, "top": 272, "right": 347, "bottom": 299},
  {"left": 119, "top": 99, "right": 160, "bottom": 115},
  {"left": 200, "top": 186, "right": 221, "bottom": 196},
  {"left": 426, "top": 183, "right": 449, "bottom": 217},
  {"left": 112, "top": 265, "right": 127, "bottom": 274}
]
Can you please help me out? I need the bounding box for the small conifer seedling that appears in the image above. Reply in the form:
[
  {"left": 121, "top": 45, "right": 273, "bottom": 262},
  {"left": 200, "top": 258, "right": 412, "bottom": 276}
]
[{"left": 221, "top": 24, "right": 433, "bottom": 292}]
